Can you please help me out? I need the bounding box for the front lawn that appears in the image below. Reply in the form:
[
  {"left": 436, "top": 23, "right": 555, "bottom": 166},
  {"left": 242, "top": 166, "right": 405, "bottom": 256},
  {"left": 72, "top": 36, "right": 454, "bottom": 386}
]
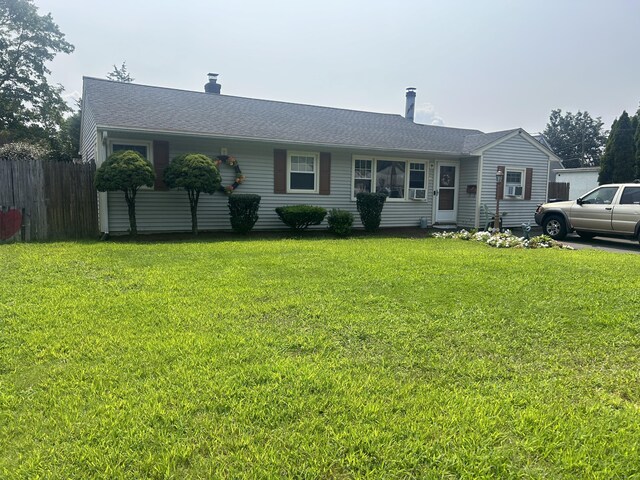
[{"left": 1, "top": 238, "right": 639, "bottom": 478}]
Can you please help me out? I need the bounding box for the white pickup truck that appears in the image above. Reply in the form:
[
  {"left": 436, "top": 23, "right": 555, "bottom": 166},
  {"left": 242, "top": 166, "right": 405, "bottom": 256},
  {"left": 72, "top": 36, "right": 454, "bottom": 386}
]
[{"left": 534, "top": 183, "right": 640, "bottom": 243}]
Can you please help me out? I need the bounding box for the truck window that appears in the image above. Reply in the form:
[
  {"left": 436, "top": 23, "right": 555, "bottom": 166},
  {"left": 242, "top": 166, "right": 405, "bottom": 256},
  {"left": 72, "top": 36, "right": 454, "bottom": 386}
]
[{"left": 581, "top": 187, "right": 618, "bottom": 205}]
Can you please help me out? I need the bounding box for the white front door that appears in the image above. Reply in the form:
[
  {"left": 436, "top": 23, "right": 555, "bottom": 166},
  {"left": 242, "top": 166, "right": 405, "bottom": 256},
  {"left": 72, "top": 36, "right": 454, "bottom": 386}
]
[{"left": 433, "top": 161, "right": 459, "bottom": 224}]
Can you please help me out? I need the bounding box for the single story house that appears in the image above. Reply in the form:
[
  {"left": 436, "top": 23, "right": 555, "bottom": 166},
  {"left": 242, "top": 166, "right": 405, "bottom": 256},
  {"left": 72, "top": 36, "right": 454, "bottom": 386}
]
[{"left": 80, "top": 75, "right": 560, "bottom": 234}]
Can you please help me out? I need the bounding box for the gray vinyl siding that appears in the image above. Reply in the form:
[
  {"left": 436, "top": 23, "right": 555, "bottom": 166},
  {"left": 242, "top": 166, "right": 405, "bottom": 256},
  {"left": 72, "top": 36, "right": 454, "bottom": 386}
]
[
  {"left": 457, "top": 157, "right": 479, "bottom": 228},
  {"left": 105, "top": 133, "right": 436, "bottom": 233},
  {"left": 480, "top": 135, "right": 549, "bottom": 228},
  {"left": 80, "top": 103, "right": 98, "bottom": 163}
]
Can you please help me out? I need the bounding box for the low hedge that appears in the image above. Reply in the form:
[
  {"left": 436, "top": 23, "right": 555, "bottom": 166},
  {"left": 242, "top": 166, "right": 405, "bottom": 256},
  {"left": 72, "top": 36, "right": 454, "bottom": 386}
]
[
  {"left": 275, "top": 205, "right": 327, "bottom": 231},
  {"left": 327, "top": 208, "right": 353, "bottom": 237}
]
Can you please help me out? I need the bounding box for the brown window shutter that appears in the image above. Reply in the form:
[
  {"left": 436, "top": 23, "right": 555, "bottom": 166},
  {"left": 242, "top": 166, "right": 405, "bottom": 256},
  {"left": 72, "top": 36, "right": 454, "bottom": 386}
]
[
  {"left": 274, "top": 149, "right": 287, "bottom": 194},
  {"left": 496, "top": 165, "right": 505, "bottom": 200},
  {"left": 524, "top": 167, "right": 533, "bottom": 200},
  {"left": 319, "top": 152, "right": 331, "bottom": 195},
  {"left": 153, "top": 140, "right": 170, "bottom": 191}
]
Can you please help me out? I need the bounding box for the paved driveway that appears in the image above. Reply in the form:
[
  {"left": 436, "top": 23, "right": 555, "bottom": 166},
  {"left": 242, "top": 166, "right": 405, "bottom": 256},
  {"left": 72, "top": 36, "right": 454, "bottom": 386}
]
[{"left": 562, "top": 234, "right": 640, "bottom": 254}]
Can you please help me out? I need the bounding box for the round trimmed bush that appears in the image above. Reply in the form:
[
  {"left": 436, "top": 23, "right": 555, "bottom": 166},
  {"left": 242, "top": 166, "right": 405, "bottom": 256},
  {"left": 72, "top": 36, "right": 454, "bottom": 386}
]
[
  {"left": 95, "top": 149, "right": 155, "bottom": 236},
  {"left": 275, "top": 205, "right": 327, "bottom": 231},
  {"left": 327, "top": 208, "right": 353, "bottom": 237}
]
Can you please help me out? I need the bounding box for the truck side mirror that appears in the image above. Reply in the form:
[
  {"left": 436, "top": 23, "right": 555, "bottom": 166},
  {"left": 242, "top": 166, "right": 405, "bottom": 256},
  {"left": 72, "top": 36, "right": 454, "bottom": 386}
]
[{"left": 576, "top": 197, "right": 583, "bottom": 205}]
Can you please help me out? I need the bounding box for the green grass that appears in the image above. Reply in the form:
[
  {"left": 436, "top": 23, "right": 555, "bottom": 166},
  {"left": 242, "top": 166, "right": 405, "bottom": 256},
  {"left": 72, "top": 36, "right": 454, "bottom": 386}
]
[{"left": 1, "top": 237, "right": 639, "bottom": 479}]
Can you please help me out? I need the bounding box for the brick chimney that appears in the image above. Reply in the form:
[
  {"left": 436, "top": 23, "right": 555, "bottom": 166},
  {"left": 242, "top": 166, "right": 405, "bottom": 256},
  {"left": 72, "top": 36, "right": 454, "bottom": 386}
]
[
  {"left": 405, "top": 87, "right": 416, "bottom": 122},
  {"left": 204, "top": 73, "right": 221, "bottom": 94}
]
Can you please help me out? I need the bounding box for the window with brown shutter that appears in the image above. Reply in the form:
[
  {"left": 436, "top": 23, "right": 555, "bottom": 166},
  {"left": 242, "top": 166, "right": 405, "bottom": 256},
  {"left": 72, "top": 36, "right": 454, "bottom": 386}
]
[
  {"left": 524, "top": 167, "right": 533, "bottom": 200},
  {"left": 319, "top": 152, "right": 331, "bottom": 195},
  {"left": 274, "top": 149, "right": 287, "bottom": 194},
  {"left": 153, "top": 140, "right": 170, "bottom": 190},
  {"left": 500, "top": 166, "right": 533, "bottom": 200}
]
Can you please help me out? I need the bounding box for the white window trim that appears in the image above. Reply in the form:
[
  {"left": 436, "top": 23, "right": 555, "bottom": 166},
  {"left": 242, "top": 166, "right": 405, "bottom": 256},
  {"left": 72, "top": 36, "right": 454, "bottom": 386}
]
[
  {"left": 504, "top": 167, "right": 525, "bottom": 199},
  {"left": 108, "top": 139, "right": 153, "bottom": 162},
  {"left": 351, "top": 155, "right": 428, "bottom": 201},
  {"left": 409, "top": 162, "right": 427, "bottom": 196},
  {"left": 352, "top": 157, "right": 373, "bottom": 199},
  {"left": 287, "top": 151, "right": 319, "bottom": 194}
]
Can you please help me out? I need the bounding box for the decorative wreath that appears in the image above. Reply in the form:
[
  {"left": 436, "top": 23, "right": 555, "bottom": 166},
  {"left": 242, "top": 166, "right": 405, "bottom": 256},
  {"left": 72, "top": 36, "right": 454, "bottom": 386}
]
[{"left": 215, "top": 155, "right": 245, "bottom": 194}]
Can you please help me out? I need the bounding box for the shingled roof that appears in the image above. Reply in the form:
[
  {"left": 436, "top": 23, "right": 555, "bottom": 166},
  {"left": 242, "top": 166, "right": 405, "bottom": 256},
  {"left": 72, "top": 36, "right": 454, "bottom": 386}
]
[{"left": 82, "top": 77, "right": 519, "bottom": 155}]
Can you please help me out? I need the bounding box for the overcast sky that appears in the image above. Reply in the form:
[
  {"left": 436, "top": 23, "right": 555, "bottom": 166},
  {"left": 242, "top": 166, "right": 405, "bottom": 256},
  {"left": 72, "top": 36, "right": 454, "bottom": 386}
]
[{"left": 38, "top": 0, "right": 639, "bottom": 134}]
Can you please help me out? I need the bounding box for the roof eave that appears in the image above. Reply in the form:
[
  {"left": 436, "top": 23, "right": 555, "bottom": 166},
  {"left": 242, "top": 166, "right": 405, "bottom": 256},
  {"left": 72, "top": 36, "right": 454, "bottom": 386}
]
[{"left": 95, "top": 124, "right": 470, "bottom": 157}]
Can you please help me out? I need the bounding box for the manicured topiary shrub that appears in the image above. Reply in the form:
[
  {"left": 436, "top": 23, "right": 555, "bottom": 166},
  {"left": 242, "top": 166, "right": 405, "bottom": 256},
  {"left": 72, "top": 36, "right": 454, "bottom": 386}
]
[
  {"left": 356, "top": 192, "right": 387, "bottom": 232},
  {"left": 327, "top": 208, "right": 353, "bottom": 237},
  {"left": 228, "top": 194, "right": 261, "bottom": 234},
  {"left": 95, "top": 150, "right": 155, "bottom": 236},
  {"left": 275, "top": 205, "right": 327, "bottom": 231},
  {"left": 163, "top": 153, "right": 221, "bottom": 235}
]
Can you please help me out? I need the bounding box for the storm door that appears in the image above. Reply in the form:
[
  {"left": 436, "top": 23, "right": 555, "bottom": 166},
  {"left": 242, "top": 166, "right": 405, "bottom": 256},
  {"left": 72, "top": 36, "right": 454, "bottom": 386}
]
[{"left": 433, "top": 161, "right": 459, "bottom": 224}]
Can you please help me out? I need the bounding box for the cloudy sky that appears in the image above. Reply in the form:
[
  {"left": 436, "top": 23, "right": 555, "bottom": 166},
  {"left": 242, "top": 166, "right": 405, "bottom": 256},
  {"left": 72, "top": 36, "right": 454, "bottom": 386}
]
[{"left": 38, "top": 0, "right": 639, "bottom": 134}]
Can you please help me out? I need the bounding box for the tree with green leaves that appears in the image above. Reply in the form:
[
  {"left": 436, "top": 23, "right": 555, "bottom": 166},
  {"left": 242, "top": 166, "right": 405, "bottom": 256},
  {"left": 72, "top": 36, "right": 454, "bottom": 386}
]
[
  {"left": 0, "top": 141, "right": 48, "bottom": 161},
  {"left": 598, "top": 111, "right": 636, "bottom": 184},
  {"left": 46, "top": 99, "right": 81, "bottom": 162},
  {"left": 163, "top": 154, "right": 221, "bottom": 235},
  {"left": 634, "top": 108, "right": 640, "bottom": 179},
  {"left": 598, "top": 119, "right": 617, "bottom": 184},
  {"left": 543, "top": 109, "right": 607, "bottom": 167},
  {"left": 107, "top": 62, "right": 134, "bottom": 83},
  {"left": 0, "top": 0, "right": 74, "bottom": 144},
  {"left": 95, "top": 150, "right": 155, "bottom": 236}
]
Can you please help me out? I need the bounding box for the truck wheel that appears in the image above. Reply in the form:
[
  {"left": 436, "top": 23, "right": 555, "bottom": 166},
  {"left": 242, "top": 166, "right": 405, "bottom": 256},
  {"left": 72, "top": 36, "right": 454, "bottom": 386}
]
[{"left": 542, "top": 215, "right": 567, "bottom": 240}]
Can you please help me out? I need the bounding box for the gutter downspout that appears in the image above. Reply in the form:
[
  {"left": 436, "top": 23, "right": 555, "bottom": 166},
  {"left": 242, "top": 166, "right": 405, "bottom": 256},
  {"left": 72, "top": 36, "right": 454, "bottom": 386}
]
[
  {"left": 545, "top": 156, "right": 551, "bottom": 201},
  {"left": 475, "top": 154, "right": 484, "bottom": 229},
  {"left": 98, "top": 129, "right": 110, "bottom": 236}
]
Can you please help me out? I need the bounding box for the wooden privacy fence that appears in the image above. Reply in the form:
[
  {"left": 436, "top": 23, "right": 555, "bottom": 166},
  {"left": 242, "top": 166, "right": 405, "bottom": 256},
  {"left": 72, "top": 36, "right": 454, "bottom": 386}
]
[
  {"left": 548, "top": 182, "right": 570, "bottom": 202},
  {"left": 0, "top": 160, "right": 98, "bottom": 241}
]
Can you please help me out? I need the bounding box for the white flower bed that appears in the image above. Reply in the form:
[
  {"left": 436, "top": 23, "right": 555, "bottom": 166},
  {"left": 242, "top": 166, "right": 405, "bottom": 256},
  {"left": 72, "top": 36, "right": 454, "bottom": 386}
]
[{"left": 432, "top": 229, "right": 574, "bottom": 250}]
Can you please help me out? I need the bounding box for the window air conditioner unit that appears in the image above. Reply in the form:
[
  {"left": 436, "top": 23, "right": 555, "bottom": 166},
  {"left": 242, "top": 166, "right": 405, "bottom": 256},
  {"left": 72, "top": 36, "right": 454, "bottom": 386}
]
[
  {"left": 411, "top": 188, "right": 427, "bottom": 200},
  {"left": 506, "top": 186, "right": 522, "bottom": 197}
]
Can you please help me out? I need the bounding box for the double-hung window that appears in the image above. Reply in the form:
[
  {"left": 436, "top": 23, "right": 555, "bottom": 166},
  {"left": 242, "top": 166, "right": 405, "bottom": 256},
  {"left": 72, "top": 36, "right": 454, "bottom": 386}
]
[
  {"left": 504, "top": 168, "right": 524, "bottom": 198},
  {"left": 287, "top": 152, "right": 318, "bottom": 193},
  {"left": 109, "top": 140, "right": 152, "bottom": 161},
  {"left": 354, "top": 159, "right": 373, "bottom": 195},
  {"left": 352, "top": 157, "right": 427, "bottom": 200}
]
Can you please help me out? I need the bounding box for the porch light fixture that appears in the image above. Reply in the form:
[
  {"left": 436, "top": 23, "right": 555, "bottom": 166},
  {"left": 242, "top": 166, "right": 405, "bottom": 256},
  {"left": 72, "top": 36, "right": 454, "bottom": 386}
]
[{"left": 494, "top": 168, "right": 504, "bottom": 230}]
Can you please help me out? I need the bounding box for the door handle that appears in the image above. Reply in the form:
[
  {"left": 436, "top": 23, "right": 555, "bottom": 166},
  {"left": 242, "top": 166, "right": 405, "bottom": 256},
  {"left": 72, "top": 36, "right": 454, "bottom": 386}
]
[{"left": 605, "top": 207, "right": 612, "bottom": 210}]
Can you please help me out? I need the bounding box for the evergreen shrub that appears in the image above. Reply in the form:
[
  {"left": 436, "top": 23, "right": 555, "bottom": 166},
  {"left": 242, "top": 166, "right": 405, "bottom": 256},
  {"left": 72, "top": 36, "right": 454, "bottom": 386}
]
[
  {"left": 0, "top": 142, "right": 49, "bottom": 161},
  {"left": 275, "top": 205, "right": 327, "bottom": 231},
  {"left": 327, "top": 208, "right": 353, "bottom": 237},
  {"left": 356, "top": 192, "right": 387, "bottom": 232},
  {"left": 94, "top": 149, "right": 155, "bottom": 236},
  {"left": 228, "top": 194, "right": 261, "bottom": 234}
]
